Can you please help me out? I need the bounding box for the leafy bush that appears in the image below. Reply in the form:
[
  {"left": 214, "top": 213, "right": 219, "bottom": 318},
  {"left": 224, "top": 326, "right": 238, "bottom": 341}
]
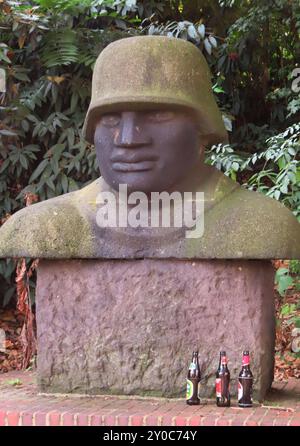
[
  {"left": 275, "top": 260, "right": 300, "bottom": 328},
  {"left": 206, "top": 123, "right": 300, "bottom": 219}
]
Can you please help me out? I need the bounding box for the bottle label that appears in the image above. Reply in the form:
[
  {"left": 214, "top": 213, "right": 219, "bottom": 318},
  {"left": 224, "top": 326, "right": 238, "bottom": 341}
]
[
  {"left": 216, "top": 378, "right": 222, "bottom": 398},
  {"left": 189, "top": 362, "right": 196, "bottom": 371},
  {"left": 242, "top": 355, "right": 250, "bottom": 366},
  {"left": 238, "top": 381, "right": 243, "bottom": 401},
  {"left": 186, "top": 379, "right": 193, "bottom": 400}
]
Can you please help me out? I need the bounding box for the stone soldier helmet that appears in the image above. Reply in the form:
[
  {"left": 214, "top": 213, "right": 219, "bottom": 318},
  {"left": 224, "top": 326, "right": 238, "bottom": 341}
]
[{"left": 82, "top": 35, "right": 228, "bottom": 146}]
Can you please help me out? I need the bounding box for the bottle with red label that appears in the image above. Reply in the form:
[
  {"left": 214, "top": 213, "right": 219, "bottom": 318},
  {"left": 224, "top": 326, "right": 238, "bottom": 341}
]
[
  {"left": 186, "top": 350, "right": 201, "bottom": 405},
  {"left": 238, "top": 350, "right": 253, "bottom": 407},
  {"left": 215, "top": 351, "right": 231, "bottom": 407}
]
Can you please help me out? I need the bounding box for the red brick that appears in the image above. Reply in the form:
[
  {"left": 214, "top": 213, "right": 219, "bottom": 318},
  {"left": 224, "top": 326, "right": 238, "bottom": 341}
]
[
  {"left": 48, "top": 411, "right": 61, "bottom": 426},
  {"left": 90, "top": 414, "right": 103, "bottom": 426},
  {"left": 249, "top": 408, "right": 268, "bottom": 417},
  {"left": 183, "top": 406, "right": 204, "bottom": 417},
  {"left": 216, "top": 418, "right": 231, "bottom": 426},
  {"left": 1, "top": 370, "right": 300, "bottom": 430},
  {"left": 273, "top": 410, "right": 291, "bottom": 417},
  {"left": 7, "top": 411, "right": 20, "bottom": 426},
  {"left": 231, "top": 417, "right": 246, "bottom": 426},
  {"left": 188, "top": 416, "right": 202, "bottom": 426},
  {"left": 144, "top": 415, "right": 159, "bottom": 426},
  {"left": 160, "top": 415, "right": 173, "bottom": 426},
  {"left": 76, "top": 414, "right": 89, "bottom": 426},
  {"left": 201, "top": 416, "right": 217, "bottom": 426},
  {"left": 174, "top": 416, "right": 187, "bottom": 426},
  {"left": 259, "top": 416, "right": 276, "bottom": 426},
  {"left": 103, "top": 414, "right": 116, "bottom": 426},
  {"left": 0, "top": 411, "right": 6, "bottom": 426},
  {"left": 289, "top": 417, "right": 300, "bottom": 427},
  {"left": 130, "top": 415, "right": 144, "bottom": 426},
  {"left": 244, "top": 420, "right": 258, "bottom": 426},
  {"left": 117, "top": 415, "right": 129, "bottom": 426},
  {"left": 21, "top": 412, "right": 33, "bottom": 426},
  {"left": 34, "top": 412, "right": 47, "bottom": 426},
  {"left": 62, "top": 412, "right": 75, "bottom": 426},
  {"left": 197, "top": 405, "right": 215, "bottom": 414},
  {"left": 273, "top": 417, "right": 291, "bottom": 426}
]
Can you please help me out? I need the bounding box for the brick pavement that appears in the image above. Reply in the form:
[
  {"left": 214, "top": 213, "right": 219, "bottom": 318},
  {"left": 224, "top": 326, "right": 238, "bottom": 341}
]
[{"left": 0, "top": 371, "right": 299, "bottom": 426}]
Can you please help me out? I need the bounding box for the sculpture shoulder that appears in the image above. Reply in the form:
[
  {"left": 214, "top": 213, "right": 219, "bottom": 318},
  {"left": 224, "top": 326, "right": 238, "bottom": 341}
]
[
  {"left": 0, "top": 179, "right": 103, "bottom": 258},
  {"left": 202, "top": 184, "right": 300, "bottom": 258}
]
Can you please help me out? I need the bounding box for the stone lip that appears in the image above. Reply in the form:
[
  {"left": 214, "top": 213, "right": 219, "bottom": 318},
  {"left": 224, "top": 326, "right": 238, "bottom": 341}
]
[
  {"left": 36, "top": 258, "right": 275, "bottom": 401},
  {"left": 0, "top": 167, "right": 299, "bottom": 259}
]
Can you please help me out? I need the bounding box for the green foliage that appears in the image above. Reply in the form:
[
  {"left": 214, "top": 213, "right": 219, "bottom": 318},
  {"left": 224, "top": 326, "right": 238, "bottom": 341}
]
[
  {"left": 0, "top": 0, "right": 300, "bottom": 307},
  {"left": 275, "top": 268, "right": 294, "bottom": 298},
  {"left": 275, "top": 261, "right": 300, "bottom": 328},
  {"left": 206, "top": 123, "right": 300, "bottom": 219}
]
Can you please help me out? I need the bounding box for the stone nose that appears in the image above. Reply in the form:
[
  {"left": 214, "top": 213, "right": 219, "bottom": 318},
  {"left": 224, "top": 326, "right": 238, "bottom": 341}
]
[{"left": 114, "top": 112, "right": 152, "bottom": 148}]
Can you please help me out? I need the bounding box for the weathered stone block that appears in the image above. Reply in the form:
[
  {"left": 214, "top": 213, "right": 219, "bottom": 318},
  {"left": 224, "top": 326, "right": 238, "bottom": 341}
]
[{"left": 36, "top": 259, "right": 275, "bottom": 400}]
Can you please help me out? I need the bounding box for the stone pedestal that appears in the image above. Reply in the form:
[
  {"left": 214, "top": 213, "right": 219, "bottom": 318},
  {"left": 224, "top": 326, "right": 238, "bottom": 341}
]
[{"left": 36, "top": 259, "right": 275, "bottom": 400}]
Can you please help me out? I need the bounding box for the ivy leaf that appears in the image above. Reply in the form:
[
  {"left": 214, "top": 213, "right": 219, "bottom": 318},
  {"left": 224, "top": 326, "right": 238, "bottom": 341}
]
[{"left": 275, "top": 268, "right": 294, "bottom": 296}]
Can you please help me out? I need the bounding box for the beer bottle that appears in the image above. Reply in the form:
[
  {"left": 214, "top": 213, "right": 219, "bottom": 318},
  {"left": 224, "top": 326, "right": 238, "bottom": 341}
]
[
  {"left": 216, "top": 351, "right": 231, "bottom": 407},
  {"left": 186, "top": 350, "right": 201, "bottom": 405},
  {"left": 238, "top": 350, "right": 253, "bottom": 407}
]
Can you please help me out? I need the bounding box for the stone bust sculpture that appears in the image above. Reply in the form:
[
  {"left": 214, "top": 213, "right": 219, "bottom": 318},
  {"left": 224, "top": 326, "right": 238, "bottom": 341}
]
[{"left": 0, "top": 36, "right": 299, "bottom": 258}]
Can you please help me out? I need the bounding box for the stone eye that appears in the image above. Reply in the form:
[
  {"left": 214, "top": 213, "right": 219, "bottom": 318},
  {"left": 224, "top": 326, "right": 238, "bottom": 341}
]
[
  {"left": 147, "top": 111, "right": 175, "bottom": 122},
  {"left": 101, "top": 113, "right": 121, "bottom": 127}
]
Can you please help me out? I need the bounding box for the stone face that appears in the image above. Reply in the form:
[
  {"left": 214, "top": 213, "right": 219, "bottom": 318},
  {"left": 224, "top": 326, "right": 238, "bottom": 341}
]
[{"left": 36, "top": 258, "right": 275, "bottom": 400}]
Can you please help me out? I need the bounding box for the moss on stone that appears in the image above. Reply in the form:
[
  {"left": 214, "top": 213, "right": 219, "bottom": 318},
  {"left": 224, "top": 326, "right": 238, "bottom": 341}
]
[
  {"left": 185, "top": 186, "right": 300, "bottom": 259},
  {"left": 0, "top": 191, "right": 94, "bottom": 258},
  {"left": 0, "top": 170, "right": 299, "bottom": 259},
  {"left": 82, "top": 36, "right": 227, "bottom": 146}
]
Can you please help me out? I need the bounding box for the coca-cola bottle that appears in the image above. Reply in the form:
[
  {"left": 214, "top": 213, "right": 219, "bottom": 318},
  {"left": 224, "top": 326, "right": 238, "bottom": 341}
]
[
  {"left": 238, "top": 350, "right": 253, "bottom": 407},
  {"left": 186, "top": 350, "right": 201, "bottom": 405},
  {"left": 216, "top": 351, "right": 231, "bottom": 407}
]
